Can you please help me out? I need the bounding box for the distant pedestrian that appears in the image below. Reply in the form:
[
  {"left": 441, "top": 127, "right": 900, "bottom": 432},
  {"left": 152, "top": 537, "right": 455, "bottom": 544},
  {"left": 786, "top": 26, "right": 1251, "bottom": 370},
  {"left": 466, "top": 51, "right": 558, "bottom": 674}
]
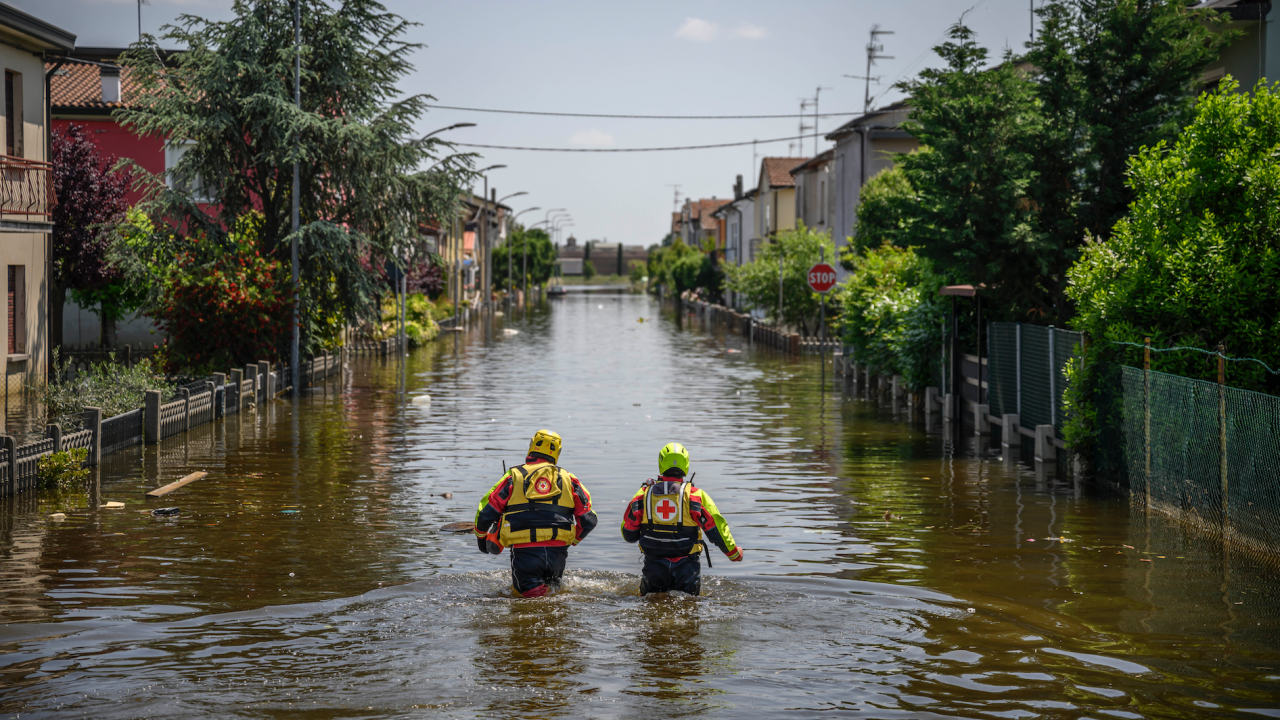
[
  {"left": 474, "top": 429, "right": 598, "bottom": 597},
  {"left": 621, "top": 442, "right": 742, "bottom": 596}
]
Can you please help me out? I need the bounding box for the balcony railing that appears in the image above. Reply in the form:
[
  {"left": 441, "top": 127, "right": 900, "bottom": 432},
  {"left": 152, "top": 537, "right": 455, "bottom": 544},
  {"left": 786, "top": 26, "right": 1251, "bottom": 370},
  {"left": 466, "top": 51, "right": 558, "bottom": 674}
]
[{"left": 0, "top": 155, "right": 55, "bottom": 219}]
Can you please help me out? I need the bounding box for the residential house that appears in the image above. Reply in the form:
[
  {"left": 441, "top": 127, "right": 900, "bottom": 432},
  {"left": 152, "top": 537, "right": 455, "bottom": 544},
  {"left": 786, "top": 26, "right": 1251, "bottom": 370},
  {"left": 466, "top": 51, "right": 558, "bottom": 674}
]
[
  {"left": 754, "top": 156, "right": 808, "bottom": 241},
  {"left": 790, "top": 149, "right": 835, "bottom": 235},
  {"left": 1195, "top": 1, "right": 1278, "bottom": 92},
  {"left": 0, "top": 5, "right": 76, "bottom": 400},
  {"left": 558, "top": 238, "right": 647, "bottom": 276},
  {"left": 49, "top": 46, "right": 212, "bottom": 349},
  {"left": 710, "top": 175, "right": 756, "bottom": 309},
  {"left": 678, "top": 197, "right": 730, "bottom": 249},
  {"left": 826, "top": 102, "right": 917, "bottom": 272},
  {"left": 441, "top": 192, "right": 508, "bottom": 309}
]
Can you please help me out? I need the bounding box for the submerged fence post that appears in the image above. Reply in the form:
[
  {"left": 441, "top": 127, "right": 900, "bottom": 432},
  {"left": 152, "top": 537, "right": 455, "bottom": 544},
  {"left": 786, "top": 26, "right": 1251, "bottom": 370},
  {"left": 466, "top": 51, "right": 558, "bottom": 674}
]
[
  {"left": 258, "top": 361, "right": 272, "bottom": 400},
  {"left": 1218, "top": 345, "right": 1228, "bottom": 536},
  {"left": 181, "top": 388, "right": 191, "bottom": 434},
  {"left": 145, "top": 390, "right": 161, "bottom": 445},
  {"left": 1144, "top": 337, "right": 1152, "bottom": 509},
  {"left": 1, "top": 435, "right": 14, "bottom": 496},
  {"left": 83, "top": 407, "right": 101, "bottom": 467},
  {"left": 1002, "top": 414, "right": 1020, "bottom": 452},
  {"left": 230, "top": 369, "right": 244, "bottom": 412},
  {"left": 46, "top": 423, "right": 62, "bottom": 452}
]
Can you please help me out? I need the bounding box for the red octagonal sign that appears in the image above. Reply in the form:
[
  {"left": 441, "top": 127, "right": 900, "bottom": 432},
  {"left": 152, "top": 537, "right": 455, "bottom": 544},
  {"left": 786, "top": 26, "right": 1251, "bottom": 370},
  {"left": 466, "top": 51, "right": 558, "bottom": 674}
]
[{"left": 807, "top": 263, "right": 838, "bottom": 294}]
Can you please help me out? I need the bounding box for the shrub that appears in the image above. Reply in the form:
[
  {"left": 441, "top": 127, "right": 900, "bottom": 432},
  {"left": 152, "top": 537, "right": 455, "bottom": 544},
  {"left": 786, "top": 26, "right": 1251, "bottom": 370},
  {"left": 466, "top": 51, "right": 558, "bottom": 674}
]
[
  {"left": 1065, "top": 78, "right": 1280, "bottom": 467},
  {"left": 583, "top": 260, "right": 596, "bottom": 280},
  {"left": 38, "top": 448, "right": 89, "bottom": 490},
  {"left": 151, "top": 216, "right": 291, "bottom": 374},
  {"left": 837, "top": 243, "right": 945, "bottom": 392},
  {"left": 33, "top": 351, "right": 175, "bottom": 432}
]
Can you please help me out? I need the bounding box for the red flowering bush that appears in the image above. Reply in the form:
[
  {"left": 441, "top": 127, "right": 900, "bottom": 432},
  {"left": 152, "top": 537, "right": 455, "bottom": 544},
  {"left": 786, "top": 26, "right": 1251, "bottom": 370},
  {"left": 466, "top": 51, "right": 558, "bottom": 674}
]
[{"left": 152, "top": 220, "right": 291, "bottom": 374}]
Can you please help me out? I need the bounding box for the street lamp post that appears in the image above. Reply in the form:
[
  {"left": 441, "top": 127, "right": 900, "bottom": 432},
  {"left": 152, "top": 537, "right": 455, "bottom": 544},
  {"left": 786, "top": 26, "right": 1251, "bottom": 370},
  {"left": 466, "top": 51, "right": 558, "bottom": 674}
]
[
  {"left": 478, "top": 165, "right": 506, "bottom": 311},
  {"left": 511, "top": 206, "right": 541, "bottom": 301},
  {"left": 497, "top": 192, "right": 528, "bottom": 301},
  {"left": 414, "top": 123, "right": 475, "bottom": 329}
]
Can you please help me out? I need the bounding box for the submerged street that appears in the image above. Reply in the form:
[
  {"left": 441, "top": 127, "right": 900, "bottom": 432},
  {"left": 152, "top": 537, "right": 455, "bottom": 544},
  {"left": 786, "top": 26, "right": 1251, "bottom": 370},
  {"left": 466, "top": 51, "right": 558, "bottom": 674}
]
[{"left": 1, "top": 292, "right": 1278, "bottom": 718}]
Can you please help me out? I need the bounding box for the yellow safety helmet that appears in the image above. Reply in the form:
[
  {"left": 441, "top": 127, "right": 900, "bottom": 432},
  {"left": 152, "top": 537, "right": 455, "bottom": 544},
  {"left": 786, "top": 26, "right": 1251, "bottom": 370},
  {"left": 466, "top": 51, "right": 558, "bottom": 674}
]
[
  {"left": 658, "top": 442, "right": 690, "bottom": 476},
  {"left": 527, "top": 429, "right": 563, "bottom": 463}
]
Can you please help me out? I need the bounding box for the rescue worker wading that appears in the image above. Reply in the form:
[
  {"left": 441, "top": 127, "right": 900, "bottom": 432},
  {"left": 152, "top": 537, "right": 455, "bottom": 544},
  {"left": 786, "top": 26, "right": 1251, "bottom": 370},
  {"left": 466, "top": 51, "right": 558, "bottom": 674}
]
[
  {"left": 474, "top": 429, "right": 598, "bottom": 597},
  {"left": 622, "top": 443, "right": 743, "bottom": 596}
]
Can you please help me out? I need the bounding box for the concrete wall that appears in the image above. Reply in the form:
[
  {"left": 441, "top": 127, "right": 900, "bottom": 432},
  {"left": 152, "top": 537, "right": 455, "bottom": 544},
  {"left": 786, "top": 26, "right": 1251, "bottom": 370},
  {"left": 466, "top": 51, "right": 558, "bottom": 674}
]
[{"left": 61, "top": 300, "right": 165, "bottom": 349}]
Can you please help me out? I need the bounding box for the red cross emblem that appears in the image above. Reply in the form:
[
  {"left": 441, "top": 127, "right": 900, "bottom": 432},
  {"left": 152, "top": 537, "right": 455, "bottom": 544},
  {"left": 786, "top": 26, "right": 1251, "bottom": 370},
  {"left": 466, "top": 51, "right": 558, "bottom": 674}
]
[
  {"left": 535, "top": 478, "right": 552, "bottom": 495},
  {"left": 655, "top": 499, "right": 678, "bottom": 521}
]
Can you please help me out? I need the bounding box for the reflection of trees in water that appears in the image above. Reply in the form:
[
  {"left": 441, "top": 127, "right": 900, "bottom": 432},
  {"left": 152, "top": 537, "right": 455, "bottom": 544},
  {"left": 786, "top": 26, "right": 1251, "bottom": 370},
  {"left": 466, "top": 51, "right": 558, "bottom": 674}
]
[
  {"left": 470, "top": 597, "right": 590, "bottom": 719},
  {"left": 619, "top": 597, "right": 734, "bottom": 719}
]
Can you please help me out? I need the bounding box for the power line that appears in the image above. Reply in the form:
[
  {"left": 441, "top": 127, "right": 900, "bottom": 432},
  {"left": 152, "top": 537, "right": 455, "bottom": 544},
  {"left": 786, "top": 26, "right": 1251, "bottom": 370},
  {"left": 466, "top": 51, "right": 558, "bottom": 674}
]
[
  {"left": 425, "top": 104, "right": 860, "bottom": 120},
  {"left": 452, "top": 133, "right": 827, "bottom": 153}
]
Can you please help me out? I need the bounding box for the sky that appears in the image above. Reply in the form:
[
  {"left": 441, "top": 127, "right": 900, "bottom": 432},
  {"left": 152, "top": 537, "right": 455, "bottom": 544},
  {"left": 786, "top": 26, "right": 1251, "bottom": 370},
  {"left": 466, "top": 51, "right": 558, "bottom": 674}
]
[{"left": 22, "top": 0, "right": 1041, "bottom": 248}]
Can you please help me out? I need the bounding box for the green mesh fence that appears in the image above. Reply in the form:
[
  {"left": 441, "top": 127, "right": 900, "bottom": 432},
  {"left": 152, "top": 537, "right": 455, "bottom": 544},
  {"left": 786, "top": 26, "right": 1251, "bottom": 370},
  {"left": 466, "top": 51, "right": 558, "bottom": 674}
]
[
  {"left": 1116, "top": 365, "right": 1280, "bottom": 562},
  {"left": 985, "top": 323, "right": 1082, "bottom": 432}
]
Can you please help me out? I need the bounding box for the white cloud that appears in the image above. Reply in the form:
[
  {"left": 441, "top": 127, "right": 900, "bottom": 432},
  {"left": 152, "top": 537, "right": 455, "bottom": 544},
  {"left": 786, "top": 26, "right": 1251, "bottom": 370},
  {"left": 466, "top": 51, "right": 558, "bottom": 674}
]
[
  {"left": 675, "top": 17, "right": 719, "bottom": 42},
  {"left": 569, "top": 128, "right": 615, "bottom": 147},
  {"left": 734, "top": 22, "right": 768, "bottom": 40}
]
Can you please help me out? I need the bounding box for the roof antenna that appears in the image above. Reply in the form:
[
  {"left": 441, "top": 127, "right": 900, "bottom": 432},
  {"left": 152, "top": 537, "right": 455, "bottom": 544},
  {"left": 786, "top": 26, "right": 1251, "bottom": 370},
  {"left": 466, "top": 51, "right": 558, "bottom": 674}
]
[{"left": 845, "top": 25, "right": 894, "bottom": 114}]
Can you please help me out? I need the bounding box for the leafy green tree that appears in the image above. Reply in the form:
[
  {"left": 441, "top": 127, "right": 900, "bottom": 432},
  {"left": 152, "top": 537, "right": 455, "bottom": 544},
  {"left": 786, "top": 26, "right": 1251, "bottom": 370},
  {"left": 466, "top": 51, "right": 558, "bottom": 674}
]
[
  {"left": 493, "top": 226, "right": 556, "bottom": 289},
  {"left": 1065, "top": 79, "right": 1280, "bottom": 461},
  {"left": 838, "top": 243, "right": 945, "bottom": 392},
  {"left": 725, "top": 222, "right": 835, "bottom": 335},
  {"left": 1027, "top": 0, "right": 1234, "bottom": 320},
  {"left": 847, "top": 165, "right": 916, "bottom": 255},
  {"left": 895, "top": 24, "right": 1048, "bottom": 322},
  {"left": 115, "top": 0, "right": 470, "bottom": 362},
  {"left": 583, "top": 260, "right": 597, "bottom": 280}
]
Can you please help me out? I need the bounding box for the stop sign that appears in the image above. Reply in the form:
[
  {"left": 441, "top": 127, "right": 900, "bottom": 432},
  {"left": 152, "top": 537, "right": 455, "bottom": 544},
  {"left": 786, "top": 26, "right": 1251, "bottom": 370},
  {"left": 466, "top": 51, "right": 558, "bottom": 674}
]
[{"left": 807, "top": 263, "right": 838, "bottom": 293}]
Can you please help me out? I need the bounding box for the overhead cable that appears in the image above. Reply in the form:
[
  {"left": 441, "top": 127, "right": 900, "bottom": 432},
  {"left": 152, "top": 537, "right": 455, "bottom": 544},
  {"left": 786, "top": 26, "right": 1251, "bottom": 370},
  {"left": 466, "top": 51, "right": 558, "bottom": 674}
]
[
  {"left": 426, "top": 104, "right": 860, "bottom": 120},
  {"left": 453, "top": 133, "right": 829, "bottom": 153}
]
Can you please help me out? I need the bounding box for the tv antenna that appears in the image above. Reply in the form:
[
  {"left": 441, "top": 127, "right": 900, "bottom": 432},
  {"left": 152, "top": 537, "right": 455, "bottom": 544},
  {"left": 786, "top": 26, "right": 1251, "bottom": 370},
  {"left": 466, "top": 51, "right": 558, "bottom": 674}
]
[
  {"left": 665, "top": 184, "right": 682, "bottom": 214},
  {"left": 845, "top": 25, "right": 894, "bottom": 114}
]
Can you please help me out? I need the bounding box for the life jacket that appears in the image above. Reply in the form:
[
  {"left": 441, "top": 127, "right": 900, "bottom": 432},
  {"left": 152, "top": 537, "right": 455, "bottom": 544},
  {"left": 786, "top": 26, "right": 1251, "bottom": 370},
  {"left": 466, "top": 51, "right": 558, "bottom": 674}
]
[
  {"left": 498, "top": 463, "right": 577, "bottom": 546},
  {"left": 639, "top": 478, "right": 703, "bottom": 557}
]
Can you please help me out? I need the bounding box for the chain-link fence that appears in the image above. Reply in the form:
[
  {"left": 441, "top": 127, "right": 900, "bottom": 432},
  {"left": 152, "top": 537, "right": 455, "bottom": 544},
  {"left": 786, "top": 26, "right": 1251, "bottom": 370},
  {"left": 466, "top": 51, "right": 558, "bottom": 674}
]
[
  {"left": 985, "top": 323, "right": 1083, "bottom": 434},
  {"left": 1112, "top": 365, "right": 1280, "bottom": 563}
]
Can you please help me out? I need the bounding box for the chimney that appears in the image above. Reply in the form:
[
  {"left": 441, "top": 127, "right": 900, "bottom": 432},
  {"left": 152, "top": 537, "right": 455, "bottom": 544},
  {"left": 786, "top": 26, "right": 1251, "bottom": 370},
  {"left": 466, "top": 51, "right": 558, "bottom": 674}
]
[
  {"left": 100, "top": 66, "right": 122, "bottom": 104},
  {"left": 734, "top": 174, "right": 743, "bottom": 200}
]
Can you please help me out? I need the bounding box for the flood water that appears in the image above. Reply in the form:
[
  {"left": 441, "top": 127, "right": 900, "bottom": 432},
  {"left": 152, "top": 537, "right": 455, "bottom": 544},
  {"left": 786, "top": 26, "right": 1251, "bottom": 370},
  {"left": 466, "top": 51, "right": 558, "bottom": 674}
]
[{"left": 2, "top": 292, "right": 1279, "bottom": 719}]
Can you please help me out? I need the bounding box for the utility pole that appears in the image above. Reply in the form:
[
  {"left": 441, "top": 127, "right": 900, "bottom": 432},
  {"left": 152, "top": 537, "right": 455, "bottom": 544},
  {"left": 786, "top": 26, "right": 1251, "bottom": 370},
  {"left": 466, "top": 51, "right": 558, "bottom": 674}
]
[
  {"left": 845, "top": 26, "right": 894, "bottom": 114},
  {"left": 290, "top": 0, "right": 300, "bottom": 395},
  {"left": 1030, "top": 0, "right": 1036, "bottom": 41}
]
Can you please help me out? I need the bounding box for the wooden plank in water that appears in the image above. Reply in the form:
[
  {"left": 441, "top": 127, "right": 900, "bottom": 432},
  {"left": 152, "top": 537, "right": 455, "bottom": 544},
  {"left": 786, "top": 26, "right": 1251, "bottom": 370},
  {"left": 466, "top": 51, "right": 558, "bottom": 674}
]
[{"left": 146, "top": 471, "right": 208, "bottom": 498}]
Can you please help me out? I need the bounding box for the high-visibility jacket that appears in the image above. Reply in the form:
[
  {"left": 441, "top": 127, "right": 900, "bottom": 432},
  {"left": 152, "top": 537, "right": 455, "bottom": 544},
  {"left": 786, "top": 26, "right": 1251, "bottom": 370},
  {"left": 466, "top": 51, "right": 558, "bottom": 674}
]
[
  {"left": 621, "top": 476, "right": 741, "bottom": 560},
  {"left": 475, "top": 459, "right": 597, "bottom": 549}
]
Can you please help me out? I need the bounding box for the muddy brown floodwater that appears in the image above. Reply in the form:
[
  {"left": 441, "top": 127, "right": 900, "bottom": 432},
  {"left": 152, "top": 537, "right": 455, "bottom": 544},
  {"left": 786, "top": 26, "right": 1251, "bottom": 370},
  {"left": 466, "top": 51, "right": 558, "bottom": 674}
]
[{"left": 1, "top": 292, "right": 1279, "bottom": 719}]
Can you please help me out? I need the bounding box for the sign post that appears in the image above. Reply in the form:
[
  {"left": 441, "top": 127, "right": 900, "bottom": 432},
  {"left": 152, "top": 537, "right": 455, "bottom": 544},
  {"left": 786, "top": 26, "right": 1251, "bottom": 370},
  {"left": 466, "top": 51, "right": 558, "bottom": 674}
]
[{"left": 809, "top": 252, "right": 837, "bottom": 389}]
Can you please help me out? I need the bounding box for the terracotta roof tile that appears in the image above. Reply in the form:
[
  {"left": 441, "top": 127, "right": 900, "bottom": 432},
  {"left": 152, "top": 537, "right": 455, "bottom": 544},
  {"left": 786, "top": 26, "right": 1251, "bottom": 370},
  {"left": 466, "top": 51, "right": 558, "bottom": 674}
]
[
  {"left": 761, "top": 157, "right": 809, "bottom": 188},
  {"left": 691, "top": 198, "right": 729, "bottom": 222},
  {"left": 48, "top": 61, "right": 140, "bottom": 110}
]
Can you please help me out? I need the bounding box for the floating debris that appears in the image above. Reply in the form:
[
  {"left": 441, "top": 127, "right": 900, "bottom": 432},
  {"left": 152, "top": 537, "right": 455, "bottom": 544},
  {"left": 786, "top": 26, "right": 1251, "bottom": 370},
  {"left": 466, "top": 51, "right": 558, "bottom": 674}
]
[
  {"left": 503, "top": 328, "right": 519, "bottom": 335},
  {"left": 411, "top": 394, "right": 431, "bottom": 406},
  {"left": 440, "top": 521, "right": 473, "bottom": 533},
  {"left": 49, "top": 513, "right": 66, "bottom": 522},
  {"left": 440, "top": 492, "right": 453, "bottom": 500},
  {"left": 100, "top": 501, "right": 125, "bottom": 509},
  {"left": 152, "top": 507, "right": 181, "bottom": 517}
]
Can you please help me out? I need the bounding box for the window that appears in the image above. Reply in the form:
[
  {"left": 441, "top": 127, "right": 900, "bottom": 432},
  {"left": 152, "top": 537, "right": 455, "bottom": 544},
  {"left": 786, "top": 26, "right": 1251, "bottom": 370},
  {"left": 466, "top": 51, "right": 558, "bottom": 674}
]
[
  {"left": 164, "top": 141, "right": 211, "bottom": 202},
  {"left": 4, "top": 70, "right": 21, "bottom": 157},
  {"left": 7, "top": 266, "right": 24, "bottom": 355}
]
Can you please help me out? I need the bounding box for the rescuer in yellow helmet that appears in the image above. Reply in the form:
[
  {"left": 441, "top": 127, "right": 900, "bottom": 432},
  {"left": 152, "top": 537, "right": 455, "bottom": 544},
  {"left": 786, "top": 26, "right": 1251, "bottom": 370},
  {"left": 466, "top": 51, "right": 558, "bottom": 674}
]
[
  {"left": 474, "top": 429, "right": 598, "bottom": 597},
  {"left": 621, "top": 442, "right": 743, "bottom": 595}
]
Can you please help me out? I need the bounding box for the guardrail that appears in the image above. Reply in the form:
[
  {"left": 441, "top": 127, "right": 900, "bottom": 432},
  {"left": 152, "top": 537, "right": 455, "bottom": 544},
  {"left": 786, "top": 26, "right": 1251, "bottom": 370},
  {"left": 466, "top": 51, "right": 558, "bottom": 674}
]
[{"left": 0, "top": 154, "right": 55, "bottom": 219}]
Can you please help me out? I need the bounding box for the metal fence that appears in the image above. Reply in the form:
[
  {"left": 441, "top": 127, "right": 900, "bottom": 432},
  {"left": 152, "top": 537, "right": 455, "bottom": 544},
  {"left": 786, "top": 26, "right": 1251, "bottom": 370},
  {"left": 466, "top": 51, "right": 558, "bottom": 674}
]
[
  {"left": 986, "top": 323, "right": 1083, "bottom": 434},
  {"left": 0, "top": 355, "right": 342, "bottom": 499},
  {"left": 1111, "top": 365, "right": 1280, "bottom": 563}
]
